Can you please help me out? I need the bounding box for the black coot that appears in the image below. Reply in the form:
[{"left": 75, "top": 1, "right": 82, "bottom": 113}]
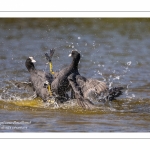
[
  {"left": 25, "top": 57, "right": 53, "bottom": 102},
  {"left": 50, "top": 50, "right": 95, "bottom": 109},
  {"left": 51, "top": 50, "right": 80, "bottom": 100}
]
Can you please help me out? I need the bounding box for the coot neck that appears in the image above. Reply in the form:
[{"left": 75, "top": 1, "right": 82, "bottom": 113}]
[
  {"left": 28, "top": 65, "right": 35, "bottom": 72},
  {"left": 70, "top": 57, "right": 80, "bottom": 70},
  {"left": 26, "top": 63, "right": 35, "bottom": 72}
]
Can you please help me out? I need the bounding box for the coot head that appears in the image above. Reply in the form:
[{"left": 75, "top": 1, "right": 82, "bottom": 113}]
[
  {"left": 69, "top": 50, "right": 80, "bottom": 62},
  {"left": 25, "top": 57, "right": 36, "bottom": 72}
]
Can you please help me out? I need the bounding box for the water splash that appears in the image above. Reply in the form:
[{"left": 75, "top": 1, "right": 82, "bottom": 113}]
[{"left": 0, "top": 80, "right": 36, "bottom": 101}]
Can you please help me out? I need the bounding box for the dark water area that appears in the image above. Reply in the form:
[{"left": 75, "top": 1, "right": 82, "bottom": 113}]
[{"left": 0, "top": 18, "right": 150, "bottom": 132}]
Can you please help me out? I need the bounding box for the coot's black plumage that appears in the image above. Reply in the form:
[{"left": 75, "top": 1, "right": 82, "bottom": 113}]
[
  {"left": 51, "top": 50, "right": 80, "bottom": 99},
  {"left": 25, "top": 57, "right": 53, "bottom": 102}
]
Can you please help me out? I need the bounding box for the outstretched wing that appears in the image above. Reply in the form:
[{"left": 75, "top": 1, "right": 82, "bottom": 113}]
[
  {"left": 86, "top": 79, "right": 107, "bottom": 94},
  {"left": 68, "top": 74, "right": 96, "bottom": 109}
]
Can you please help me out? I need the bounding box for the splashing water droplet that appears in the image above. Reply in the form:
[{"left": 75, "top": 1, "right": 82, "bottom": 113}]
[
  {"left": 109, "top": 82, "right": 113, "bottom": 88},
  {"left": 127, "top": 61, "right": 132, "bottom": 66},
  {"left": 125, "top": 90, "right": 128, "bottom": 95},
  {"left": 116, "top": 76, "right": 120, "bottom": 80}
]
